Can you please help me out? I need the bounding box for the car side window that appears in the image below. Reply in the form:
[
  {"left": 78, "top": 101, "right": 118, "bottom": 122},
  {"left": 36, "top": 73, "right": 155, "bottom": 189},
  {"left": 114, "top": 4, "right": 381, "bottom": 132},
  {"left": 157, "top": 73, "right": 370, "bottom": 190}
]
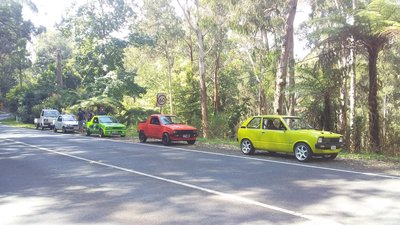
[
  {"left": 264, "top": 118, "right": 285, "bottom": 130},
  {"left": 247, "top": 117, "right": 261, "bottom": 129},
  {"left": 150, "top": 117, "right": 160, "bottom": 125},
  {"left": 58, "top": 116, "right": 62, "bottom": 122}
]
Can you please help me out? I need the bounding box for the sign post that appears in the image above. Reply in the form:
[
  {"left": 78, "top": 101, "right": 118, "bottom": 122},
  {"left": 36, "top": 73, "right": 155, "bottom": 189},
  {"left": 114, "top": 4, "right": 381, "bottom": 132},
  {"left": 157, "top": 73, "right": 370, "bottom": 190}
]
[{"left": 156, "top": 93, "right": 167, "bottom": 113}]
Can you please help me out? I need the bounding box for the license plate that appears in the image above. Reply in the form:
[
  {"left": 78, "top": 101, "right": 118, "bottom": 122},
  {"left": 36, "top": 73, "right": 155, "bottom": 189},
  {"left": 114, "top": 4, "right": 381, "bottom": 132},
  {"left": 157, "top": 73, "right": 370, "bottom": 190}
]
[
  {"left": 331, "top": 145, "right": 337, "bottom": 150},
  {"left": 183, "top": 134, "right": 190, "bottom": 138}
]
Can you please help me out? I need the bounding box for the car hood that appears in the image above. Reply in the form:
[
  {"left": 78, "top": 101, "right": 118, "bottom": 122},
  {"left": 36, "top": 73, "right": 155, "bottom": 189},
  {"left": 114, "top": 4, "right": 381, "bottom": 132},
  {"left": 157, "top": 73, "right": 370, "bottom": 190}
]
[
  {"left": 64, "top": 121, "right": 78, "bottom": 125},
  {"left": 165, "top": 124, "right": 196, "bottom": 130},
  {"left": 292, "top": 129, "right": 341, "bottom": 137},
  {"left": 102, "top": 123, "right": 125, "bottom": 127}
]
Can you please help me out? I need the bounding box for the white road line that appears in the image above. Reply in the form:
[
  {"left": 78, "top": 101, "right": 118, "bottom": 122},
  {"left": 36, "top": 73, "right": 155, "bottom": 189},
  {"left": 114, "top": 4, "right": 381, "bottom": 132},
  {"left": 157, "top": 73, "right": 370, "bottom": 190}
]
[
  {"left": 3, "top": 138, "right": 341, "bottom": 225},
  {"left": 133, "top": 143, "right": 400, "bottom": 180}
]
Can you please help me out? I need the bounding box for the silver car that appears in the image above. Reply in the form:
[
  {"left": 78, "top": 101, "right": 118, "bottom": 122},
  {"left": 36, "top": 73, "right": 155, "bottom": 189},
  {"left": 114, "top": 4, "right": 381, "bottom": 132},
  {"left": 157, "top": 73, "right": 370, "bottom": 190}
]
[{"left": 54, "top": 114, "right": 79, "bottom": 133}]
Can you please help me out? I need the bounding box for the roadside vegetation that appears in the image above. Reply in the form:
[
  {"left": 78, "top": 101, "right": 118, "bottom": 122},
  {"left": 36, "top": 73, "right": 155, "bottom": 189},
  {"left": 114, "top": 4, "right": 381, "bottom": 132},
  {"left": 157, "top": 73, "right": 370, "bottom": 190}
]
[{"left": 0, "top": 0, "right": 399, "bottom": 159}]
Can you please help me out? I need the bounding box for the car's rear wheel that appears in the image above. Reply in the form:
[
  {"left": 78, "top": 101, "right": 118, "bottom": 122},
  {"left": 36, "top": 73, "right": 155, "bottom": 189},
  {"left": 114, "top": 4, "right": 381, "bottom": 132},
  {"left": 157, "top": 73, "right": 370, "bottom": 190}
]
[
  {"left": 99, "top": 129, "right": 105, "bottom": 138},
  {"left": 53, "top": 127, "right": 57, "bottom": 133},
  {"left": 241, "top": 139, "right": 255, "bottom": 155},
  {"left": 323, "top": 153, "right": 338, "bottom": 160},
  {"left": 62, "top": 127, "right": 67, "bottom": 133},
  {"left": 162, "top": 133, "right": 171, "bottom": 146},
  {"left": 294, "top": 143, "right": 313, "bottom": 162},
  {"left": 86, "top": 128, "right": 91, "bottom": 136},
  {"left": 187, "top": 140, "right": 196, "bottom": 145},
  {"left": 36, "top": 124, "right": 39, "bottom": 130},
  {"left": 139, "top": 131, "right": 147, "bottom": 143}
]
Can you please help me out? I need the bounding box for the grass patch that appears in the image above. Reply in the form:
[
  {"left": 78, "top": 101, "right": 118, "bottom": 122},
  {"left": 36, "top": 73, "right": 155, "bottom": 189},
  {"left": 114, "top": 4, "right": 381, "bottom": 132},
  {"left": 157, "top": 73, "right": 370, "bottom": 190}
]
[
  {"left": 0, "top": 118, "right": 36, "bottom": 129},
  {"left": 196, "top": 137, "right": 238, "bottom": 147},
  {"left": 339, "top": 150, "right": 399, "bottom": 162}
]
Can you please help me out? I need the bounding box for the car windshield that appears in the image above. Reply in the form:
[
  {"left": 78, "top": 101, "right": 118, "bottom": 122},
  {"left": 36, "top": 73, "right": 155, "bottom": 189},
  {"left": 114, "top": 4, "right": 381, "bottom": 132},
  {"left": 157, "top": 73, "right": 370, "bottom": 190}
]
[
  {"left": 99, "top": 116, "right": 118, "bottom": 123},
  {"left": 283, "top": 117, "right": 313, "bottom": 130},
  {"left": 44, "top": 110, "right": 59, "bottom": 117},
  {"left": 160, "top": 116, "right": 184, "bottom": 125},
  {"left": 62, "top": 115, "right": 76, "bottom": 121}
]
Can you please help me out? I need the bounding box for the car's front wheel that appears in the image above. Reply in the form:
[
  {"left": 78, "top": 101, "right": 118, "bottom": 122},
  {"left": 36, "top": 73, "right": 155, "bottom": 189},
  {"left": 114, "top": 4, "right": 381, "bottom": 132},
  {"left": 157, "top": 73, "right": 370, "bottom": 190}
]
[
  {"left": 187, "top": 140, "right": 196, "bottom": 145},
  {"left": 162, "top": 133, "right": 171, "bottom": 146},
  {"left": 53, "top": 127, "right": 57, "bottom": 133},
  {"left": 139, "top": 131, "right": 147, "bottom": 143},
  {"left": 86, "top": 128, "right": 91, "bottom": 136},
  {"left": 62, "top": 127, "right": 67, "bottom": 133},
  {"left": 99, "top": 129, "right": 105, "bottom": 138},
  {"left": 294, "top": 143, "right": 313, "bottom": 162},
  {"left": 241, "top": 139, "right": 255, "bottom": 155}
]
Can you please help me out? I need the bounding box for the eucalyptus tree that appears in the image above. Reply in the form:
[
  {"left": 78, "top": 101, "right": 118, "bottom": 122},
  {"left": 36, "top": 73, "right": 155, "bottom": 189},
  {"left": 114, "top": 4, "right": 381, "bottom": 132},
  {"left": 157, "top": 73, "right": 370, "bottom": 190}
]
[
  {"left": 177, "top": 0, "right": 210, "bottom": 138},
  {"left": 139, "top": 0, "right": 184, "bottom": 114},
  {"left": 273, "top": 0, "right": 298, "bottom": 115},
  {"left": 60, "top": 0, "right": 144, "bottom": 100},
  {"left": 230, "top": 0, "right": 283, "bottom": 115},
  {"left": 0, "top": 0, "right": 34, "bottom": 98}
]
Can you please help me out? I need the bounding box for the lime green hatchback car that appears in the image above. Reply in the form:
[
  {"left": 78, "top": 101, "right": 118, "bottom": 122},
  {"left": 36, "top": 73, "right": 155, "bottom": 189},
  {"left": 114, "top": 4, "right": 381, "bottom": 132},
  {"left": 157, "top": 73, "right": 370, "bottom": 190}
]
[
  {"left": 86, "top": 115, "right": 126, "bottom": 138},
  {"left": 237, "top": 115, "right": 343, "bottom": 162}
]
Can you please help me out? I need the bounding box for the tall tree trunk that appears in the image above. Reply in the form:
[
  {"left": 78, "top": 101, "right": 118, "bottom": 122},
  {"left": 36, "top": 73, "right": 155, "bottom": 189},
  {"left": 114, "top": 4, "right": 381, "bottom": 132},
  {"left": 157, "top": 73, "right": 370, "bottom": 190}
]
[
  {"left": 349, "top": 0, "right": 357, "bottom": 152},
  {"left": 273, "top": 0, "right": 297, "bottom": 115},
  {"left": 166, "top": 49, "right": 174, "bottom": 114},
  {"left": 323, "top": 92, "right": 332, "bottom": 131},
  {"left": 56, "top": 49, "right": 63, "bottom": 88},
  {"left": 287, "top": 34, "right": 295, "bottom": 116},
  {"left": 368, "top": 48, "right": 380, "bottom": 151},
  {"left": 194, "top": 0, "right": 209, "bottom": 138},
  {"left": 213, "top": 51, "right": 220, "bottom": 114}
]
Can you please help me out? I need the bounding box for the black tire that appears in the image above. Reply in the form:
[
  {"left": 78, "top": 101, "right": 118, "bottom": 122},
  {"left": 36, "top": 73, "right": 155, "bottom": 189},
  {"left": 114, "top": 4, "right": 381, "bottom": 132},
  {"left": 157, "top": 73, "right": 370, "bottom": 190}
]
[
  {"left": 86, "top": 128, "right": 91, "bottom": 136},
  {"left": 99, "top": 129, "right": 104, "bottom": 138},
  {"left": 62, "top": 127, "right": 67, "bottom": 133},
  {"left": 121, "top": 135, "right": 126, "bottom": 137},
  {"left": 323, "top": 153, "right": 338, "bottom": 160},
  {"left": 187, "top": 140, "right": 196, "bottom": 145},
  {"left": 162, "top": 133, "right": 171, "bottom": 146},
  {"left": 240, "top": 139, "right": 255, "bottom": 155},
  {"left": 36, "top": 124, "right": 39, "bottom": 130},
  {"left": 41, "top": 125, "right": 44, "bottom": 130},
  {"left": 53, "top": 127, "right": 57, "bottom": 133},
  {"left": 139, "top": 131, "right": 147, "bottom": 143},
  {"left": 294, "top": 143, "right": 313, "bottom": 162}
]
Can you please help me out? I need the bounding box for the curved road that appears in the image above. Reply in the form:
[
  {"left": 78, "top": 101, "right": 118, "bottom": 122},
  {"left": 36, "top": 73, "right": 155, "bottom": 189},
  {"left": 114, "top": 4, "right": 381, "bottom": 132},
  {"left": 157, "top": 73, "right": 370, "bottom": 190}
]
[{"left": 1, "top": 125, "right": 399, "bottom": 225}]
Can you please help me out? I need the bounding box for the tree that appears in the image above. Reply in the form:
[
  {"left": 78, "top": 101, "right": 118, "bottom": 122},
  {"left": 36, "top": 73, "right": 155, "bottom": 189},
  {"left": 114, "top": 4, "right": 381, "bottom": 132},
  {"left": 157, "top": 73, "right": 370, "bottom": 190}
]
[
  {"left": 273, "top": 0, "right": 298, "bottom": 115},
  {"left": 177, "top": 0, "right": 210, "bottom": 138}
]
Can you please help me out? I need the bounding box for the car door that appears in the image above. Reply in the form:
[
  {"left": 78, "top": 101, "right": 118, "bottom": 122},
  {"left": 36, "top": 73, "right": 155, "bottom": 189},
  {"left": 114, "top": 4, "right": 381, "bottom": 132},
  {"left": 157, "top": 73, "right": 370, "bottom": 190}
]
[
  {"left": 243, "top": 117, "right": 264, "bottom": 149},
  {"left": 55, "top": 116, "right": 62, "bottom": 130},
  {"left": 148, "top": 116, "right": 162, "bottom": 138},
  {"left": 90, "top": 117, "right": 100, "bottom": 134},
  {"left": 262, "top": 117, "right": 291, "bottom": 152}
]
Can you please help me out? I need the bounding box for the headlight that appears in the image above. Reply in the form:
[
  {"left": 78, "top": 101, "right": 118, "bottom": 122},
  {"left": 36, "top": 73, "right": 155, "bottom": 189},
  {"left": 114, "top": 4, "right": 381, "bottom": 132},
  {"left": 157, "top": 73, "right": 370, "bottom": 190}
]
[
  {"left": 339, "top": 137, "right": 343, "bottom": 143},
  {"left": 317, "top": 137, "right": 323, "bottom": 143}
]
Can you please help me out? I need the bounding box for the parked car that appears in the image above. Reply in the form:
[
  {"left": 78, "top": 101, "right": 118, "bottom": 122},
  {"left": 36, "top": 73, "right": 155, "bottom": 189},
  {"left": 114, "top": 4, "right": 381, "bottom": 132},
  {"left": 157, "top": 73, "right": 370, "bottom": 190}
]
[
  {"left": 137, "top": 114, "right": 198, "bottom": 145},
  {"left": 34, "top": 109, "right": 60, "bottom": 130},
  {"left": 53, "top": 114, "right": 79, "bottom": 133},
  {"left": 237, "top": 115, "right": 344, "bottom": 162},
  {"left": 86, "top": 115, "right": 126, "bottom": 137}
]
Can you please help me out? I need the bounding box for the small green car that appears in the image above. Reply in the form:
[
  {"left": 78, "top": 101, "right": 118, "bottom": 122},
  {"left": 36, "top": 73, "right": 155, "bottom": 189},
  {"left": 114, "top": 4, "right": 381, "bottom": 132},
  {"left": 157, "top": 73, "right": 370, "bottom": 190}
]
[
  {"left": 237, "top": 115, "right": 343, "bottom": 162},
  {"left": 86, "top": 115, "right": 126, "bottom": 137}
]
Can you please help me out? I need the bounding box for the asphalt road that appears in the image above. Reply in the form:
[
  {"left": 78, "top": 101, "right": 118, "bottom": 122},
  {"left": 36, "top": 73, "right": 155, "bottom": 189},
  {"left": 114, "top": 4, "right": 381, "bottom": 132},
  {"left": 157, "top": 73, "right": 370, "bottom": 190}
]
[{"left": 1, "top": 125, "right": 399, "bottom": 225}]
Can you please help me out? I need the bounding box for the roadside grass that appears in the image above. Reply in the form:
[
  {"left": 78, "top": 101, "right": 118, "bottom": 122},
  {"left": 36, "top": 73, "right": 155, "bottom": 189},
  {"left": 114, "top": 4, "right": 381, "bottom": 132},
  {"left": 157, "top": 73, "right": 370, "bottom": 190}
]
[
  {"left": 0, "top": 118, "right": 36, "bottom": 129},
  {"left": 339, "top": 150, "right": 399, "bottom": 163}
]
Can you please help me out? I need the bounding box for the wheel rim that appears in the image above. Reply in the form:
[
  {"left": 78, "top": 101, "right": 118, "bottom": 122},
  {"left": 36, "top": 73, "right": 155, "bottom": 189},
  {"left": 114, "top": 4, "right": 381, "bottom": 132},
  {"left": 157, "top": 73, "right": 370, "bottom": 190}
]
[
  {"left": 295, "top": 144, "right": 309, "bottom": 161},
  {"left": 241, "top": 140, "right": 251, "bottom": 154},
  {"left": 163, "top": 134, "right": 169, "bottom": 144}
]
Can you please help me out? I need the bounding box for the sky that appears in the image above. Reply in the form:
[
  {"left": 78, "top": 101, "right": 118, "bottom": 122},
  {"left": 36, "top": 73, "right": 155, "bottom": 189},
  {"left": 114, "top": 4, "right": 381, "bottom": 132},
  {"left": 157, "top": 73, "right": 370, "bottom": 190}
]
[{"left": 22, "top": 0, "right": 310, "bottom": 59}]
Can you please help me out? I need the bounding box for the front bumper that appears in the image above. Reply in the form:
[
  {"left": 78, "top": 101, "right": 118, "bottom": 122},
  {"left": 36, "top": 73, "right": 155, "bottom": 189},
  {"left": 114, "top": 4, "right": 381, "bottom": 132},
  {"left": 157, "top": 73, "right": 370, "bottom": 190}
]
[
  {"left": 315, "top": 143, "right": 343, "bottom": 150},
  {"left": 170, "top": 133, "right": 198, "bottom": 141},
  {"left": 104, "top": 130, "right": 126, "bottom": 136}
]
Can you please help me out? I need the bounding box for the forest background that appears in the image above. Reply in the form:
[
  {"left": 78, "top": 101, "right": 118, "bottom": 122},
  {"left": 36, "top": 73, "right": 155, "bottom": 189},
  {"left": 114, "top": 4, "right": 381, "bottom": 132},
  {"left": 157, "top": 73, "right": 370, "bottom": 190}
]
[{"left": 1, "top": 0, "right": 399, "bottom": 156}]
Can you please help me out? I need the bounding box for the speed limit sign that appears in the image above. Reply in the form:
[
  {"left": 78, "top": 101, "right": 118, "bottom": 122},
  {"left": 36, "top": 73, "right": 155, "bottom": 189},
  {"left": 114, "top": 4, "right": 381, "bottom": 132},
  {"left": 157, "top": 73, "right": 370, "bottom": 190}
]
[{"left": 156, "top": 93, "right": 167, "bottom": 107}]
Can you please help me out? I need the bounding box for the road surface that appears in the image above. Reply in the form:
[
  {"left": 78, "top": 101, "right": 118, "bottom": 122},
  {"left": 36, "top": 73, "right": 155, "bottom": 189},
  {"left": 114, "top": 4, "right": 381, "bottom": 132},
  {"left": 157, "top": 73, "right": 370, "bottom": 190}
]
[{"left": 1, "top": 125, "right": 399, "bottom": 225}]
